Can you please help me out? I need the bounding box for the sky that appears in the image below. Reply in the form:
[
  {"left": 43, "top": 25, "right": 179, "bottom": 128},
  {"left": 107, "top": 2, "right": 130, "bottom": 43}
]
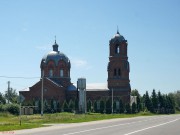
[{"left": 0, "top": 0, "right": 180, "bottom": 95}]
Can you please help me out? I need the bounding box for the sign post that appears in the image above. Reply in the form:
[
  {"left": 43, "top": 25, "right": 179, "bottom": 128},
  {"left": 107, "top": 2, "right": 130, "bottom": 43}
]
[{"left": 19, "top": 94, "right": 25, "bottom": 126}]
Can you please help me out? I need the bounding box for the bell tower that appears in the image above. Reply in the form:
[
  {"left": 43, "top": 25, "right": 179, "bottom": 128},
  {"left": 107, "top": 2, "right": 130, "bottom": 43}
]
[{"left": 107, "top": 30, "right": 131, "bottom": 101}]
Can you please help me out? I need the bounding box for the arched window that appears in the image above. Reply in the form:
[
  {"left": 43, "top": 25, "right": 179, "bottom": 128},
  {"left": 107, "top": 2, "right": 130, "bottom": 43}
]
[
  {"left": 118, "top": 68, "right": 121, "bottom": 76},
  {"left": 60, "top": 69, "right": 64, "bottom": 77},
  {"left": 115, "top": 44, "right": 120, "bottom": 54},
  {"left": 117, "top": 46, "right": 120, "bottom": 53},
  {"left": 49, "top": 69, "right": 53, "bottom": 77}
]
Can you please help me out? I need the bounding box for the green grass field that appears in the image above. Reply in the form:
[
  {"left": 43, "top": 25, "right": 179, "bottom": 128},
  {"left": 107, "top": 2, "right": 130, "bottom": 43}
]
[{"left": 0, "top": 111, "right": 165, "bottom": 131}]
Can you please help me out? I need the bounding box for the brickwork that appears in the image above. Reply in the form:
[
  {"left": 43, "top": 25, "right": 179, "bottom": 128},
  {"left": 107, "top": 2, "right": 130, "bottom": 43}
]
[
  {"left": 19, "top": 78, "right": 66, "bottom": 105},
  {"left": 107, "top": 31, "right": 131, "bottom": 102},
  {"left": 19, "top": 31, "right": 131, "bottom": 108}
]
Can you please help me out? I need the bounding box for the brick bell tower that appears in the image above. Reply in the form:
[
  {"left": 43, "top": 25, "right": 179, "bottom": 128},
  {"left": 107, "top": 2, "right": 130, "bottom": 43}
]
[{"left": 107, "top": 29, "right": 131, "bottom": 102}]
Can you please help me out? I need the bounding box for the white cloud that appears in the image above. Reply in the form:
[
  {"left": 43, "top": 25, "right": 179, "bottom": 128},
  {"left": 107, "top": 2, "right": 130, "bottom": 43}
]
[{"left": 70, "top": 58, "right": 92, "bottom": 70}]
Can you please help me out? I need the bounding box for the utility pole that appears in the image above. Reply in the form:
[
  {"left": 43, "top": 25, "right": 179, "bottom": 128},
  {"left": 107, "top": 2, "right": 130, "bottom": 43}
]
[
  {"left": 41, "top": 70, "right": 44, "bottom": 117},
  {"left": 112, "top": 88, "right": 113, "bottom": 114},
  {"left": 7, "top": 81, "right": 10, "bottom": 104}
]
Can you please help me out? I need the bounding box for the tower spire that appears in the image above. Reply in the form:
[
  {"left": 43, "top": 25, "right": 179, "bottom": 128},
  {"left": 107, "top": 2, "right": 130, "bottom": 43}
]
[
  {"left": 117, "top": 26, "right": 120, "bottom": 34},
  {"left": 55, "top": 35, "right": 56, "bottom": 44},
  {"left": 53, "top": 36, "right": 59, "bottom": 52}
]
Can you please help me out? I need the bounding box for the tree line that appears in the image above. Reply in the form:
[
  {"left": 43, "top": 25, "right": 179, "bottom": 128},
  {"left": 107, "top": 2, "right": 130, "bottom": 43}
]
[
  {"left": 131, "top": 89, "right": 180, "bottom": 114},
  {"left": 0, "top": 88, "right": 180, "bottom": 115}
]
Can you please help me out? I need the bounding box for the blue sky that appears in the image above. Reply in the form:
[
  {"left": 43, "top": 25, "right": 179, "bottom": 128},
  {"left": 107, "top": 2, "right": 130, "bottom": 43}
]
[{"left": 0, "top": 0, "right": 180, "bottom": 95}]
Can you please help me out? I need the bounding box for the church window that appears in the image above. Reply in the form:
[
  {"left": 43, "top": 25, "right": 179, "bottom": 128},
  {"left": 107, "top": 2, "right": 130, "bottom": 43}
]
[
  {"left": 49, "top": 69, "right": 53, "bottom": 77},
  {"left": 118, "top": 68, "right": 121, "bottom": 76},
  {"left": 115, "top": 44, "right": 120, "bottom": 54},
  {"left": 114, "top": 69, "right": 117, "bottom": 76},
  {"left": 60, "top": 69, "right": 64, "bottom": 77}
]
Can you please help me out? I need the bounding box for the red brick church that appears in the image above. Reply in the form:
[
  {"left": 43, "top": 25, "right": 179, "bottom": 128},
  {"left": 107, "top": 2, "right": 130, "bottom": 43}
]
[{"left": 19, "top": 30, "right": 131, "bottom": 112}]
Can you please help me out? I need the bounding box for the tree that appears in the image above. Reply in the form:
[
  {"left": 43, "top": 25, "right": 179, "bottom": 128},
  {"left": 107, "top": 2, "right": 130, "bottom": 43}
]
[
  {"left": 68, "top": 100, "right": 75, "bottom": 112},
  {"left": 125, "top": 103, "right": 131, "bottom": 114},
  {"left": 131, "top": 102, "right": 137, "bottom": 114},
  {"left": 57, "top": 102, "right": 61, "bottom": 112},
  {"left": 105, "top": 99, "right": 111, "bottom": 114},
  {"left": 166, "top": 95, "right": 175, "bottom": 114},
  {"left": 151, "top": 89, "right": 158, "bottom": 113},
  {"left": 113, "top": 100, "right": 117, "bottom": 113},
  {"left": 5, "top": 88, "right": 18, "bottom": 103},
  {"left": 131, "top": 89, "right": 141, "bottom": 112},
  {"left": 100, "top": 100, "right": 105, "bottom": 113},
  {"left": 62, "top": 100, "right": 69, "bottom": 112},
  {"left": 93, "top": 101, "right": 98, "bottom": 113},
  {"left": 0, "top": 92, "right": 6, "bottom": 104},
  {"left": 144, "top": 91, "right": 153, "bottom": 112},
  {"left": 157, "top": 91, "right": 164, "bottom": 113},
  {"left": 51, "top": 99, "right": 54, "bottom": 110},
  {"left": 87, "top": 100, "right": 92, "bottom": 112},
  {"left": 169, "top": 90, "right": 180, "bottom": 111},
  {"left": 119, "top": 100, "right": 124, "bottom": 113},
  {"left": 75, "top": 99, "right": 79, "bottom": 111}
]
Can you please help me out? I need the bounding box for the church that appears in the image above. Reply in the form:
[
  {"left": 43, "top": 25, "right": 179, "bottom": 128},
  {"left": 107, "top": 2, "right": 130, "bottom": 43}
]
[{"left": 19, "top": 30, "right": 131, "bottom": 112}]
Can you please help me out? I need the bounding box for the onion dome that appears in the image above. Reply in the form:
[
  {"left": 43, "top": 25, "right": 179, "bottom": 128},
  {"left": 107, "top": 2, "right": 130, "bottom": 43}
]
[
  {"left": 67, "top": 84, "right": 77, "bottom": 91},
  {"left": 110, "top": 30, "right": 126, "bottom": 44},
  {"left": 41, "top": 40, "right": 71, "bottom": 68}
]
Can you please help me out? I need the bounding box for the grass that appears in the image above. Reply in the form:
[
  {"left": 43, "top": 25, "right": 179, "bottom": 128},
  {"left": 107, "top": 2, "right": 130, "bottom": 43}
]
[{"left": 0, "top": 111, "right": 170, "bottom": 131}]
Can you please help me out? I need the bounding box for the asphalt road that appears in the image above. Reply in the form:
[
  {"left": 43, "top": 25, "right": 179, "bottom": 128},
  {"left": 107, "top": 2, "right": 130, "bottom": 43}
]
[{"left": 14, "top": 114, "right": 180, "bottom": 135}]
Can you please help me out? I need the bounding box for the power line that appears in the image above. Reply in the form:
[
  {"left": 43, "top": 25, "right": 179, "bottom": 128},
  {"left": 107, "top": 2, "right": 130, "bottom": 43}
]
[{"left": 0, "top": 75, "right": 39, "bottom": 79}]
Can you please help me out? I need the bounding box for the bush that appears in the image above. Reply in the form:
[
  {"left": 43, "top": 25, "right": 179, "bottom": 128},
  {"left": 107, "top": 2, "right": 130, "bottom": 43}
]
[
  {"left": 4, "top": 104, "right": 19, "bottom": 115},
  {"left": 62, "top": 100, "right": 69, "bottom": 112},
  {"left": 0, "top": 104, "right": 4, "bottom": 112},
  {"left": 106, "top": 99, "right": 111, "bottom": 114}
]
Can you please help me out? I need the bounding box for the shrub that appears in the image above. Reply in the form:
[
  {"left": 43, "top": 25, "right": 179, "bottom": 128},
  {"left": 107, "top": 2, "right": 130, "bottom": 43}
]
[
  {"left": 0, "top": 104, "right": 5, "bottom": 112},
  {"left": 4, "top": 104, "right": 19, "bottom": 115}
]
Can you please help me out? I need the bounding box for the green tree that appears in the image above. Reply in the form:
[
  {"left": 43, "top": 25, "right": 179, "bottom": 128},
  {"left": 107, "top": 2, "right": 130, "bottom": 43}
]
[
  {"left": 131, "top": 102, "right": 137, "bottom": 114},
  {"left": 68, "top": 100, "right": 75, "bottom": 112},
  {"left": 75, "top": 99, "right": 79, "bottom": 111},
  {"left": 166, "top": 95, "right": 175, "bottom": 114},
  {"left": 62, "top": 100, "right": 69, "bottom": 112},
  {"left": 105, "top": 99, "right": 111, "bottom": 114},
  {"left": 51, "top": 99, "right": 54, "bottom": 110},
  {"left": 144, "top": 91, "right": 153, "bottom": 112},
  {"left": 93, "top": 101, "right": 97, "bottom": 113},
  {"left": 169, "top": 90, "right": 180, "bottom": 111},
  {"left": 113, "top": 100, "right": 116, "bottom": 113},
  {"left": 57, "top": 102, "right": 61, "bottom": 112},
  {"left": 100, "top": 100, "right": 105, "bottom": 113},
  {"left": 157, "top": 91, "right": 164, "bottom": 113},
  {"left": 0, "top": 92, "right": 6, "bottom": 104},
  {"left": 5, "top": 88, "right": 18, "bottom": 103},
  {"left": 87, "top": 100, "right": 92, "bottom": 112},
  {"left": 119, "top": 100, "right": 124, "bottom": 113},
  {"left": 131, "top": 89, "right": 141, "bottom": 112},
  {"left": 125, "top": 103, "right": 131, "bottom": 114},
  {"left": 151, "top": 89, "right": 158, "bottom": 113}
]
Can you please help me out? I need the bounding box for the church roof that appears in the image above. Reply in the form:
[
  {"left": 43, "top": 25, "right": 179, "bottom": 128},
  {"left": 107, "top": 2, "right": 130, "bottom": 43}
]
[
  {"left": 41, "top": 41, "right": 70, "bottom": 67},
  {"left": 110, "top": 30, "right": 126, "bottom": 44}
]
